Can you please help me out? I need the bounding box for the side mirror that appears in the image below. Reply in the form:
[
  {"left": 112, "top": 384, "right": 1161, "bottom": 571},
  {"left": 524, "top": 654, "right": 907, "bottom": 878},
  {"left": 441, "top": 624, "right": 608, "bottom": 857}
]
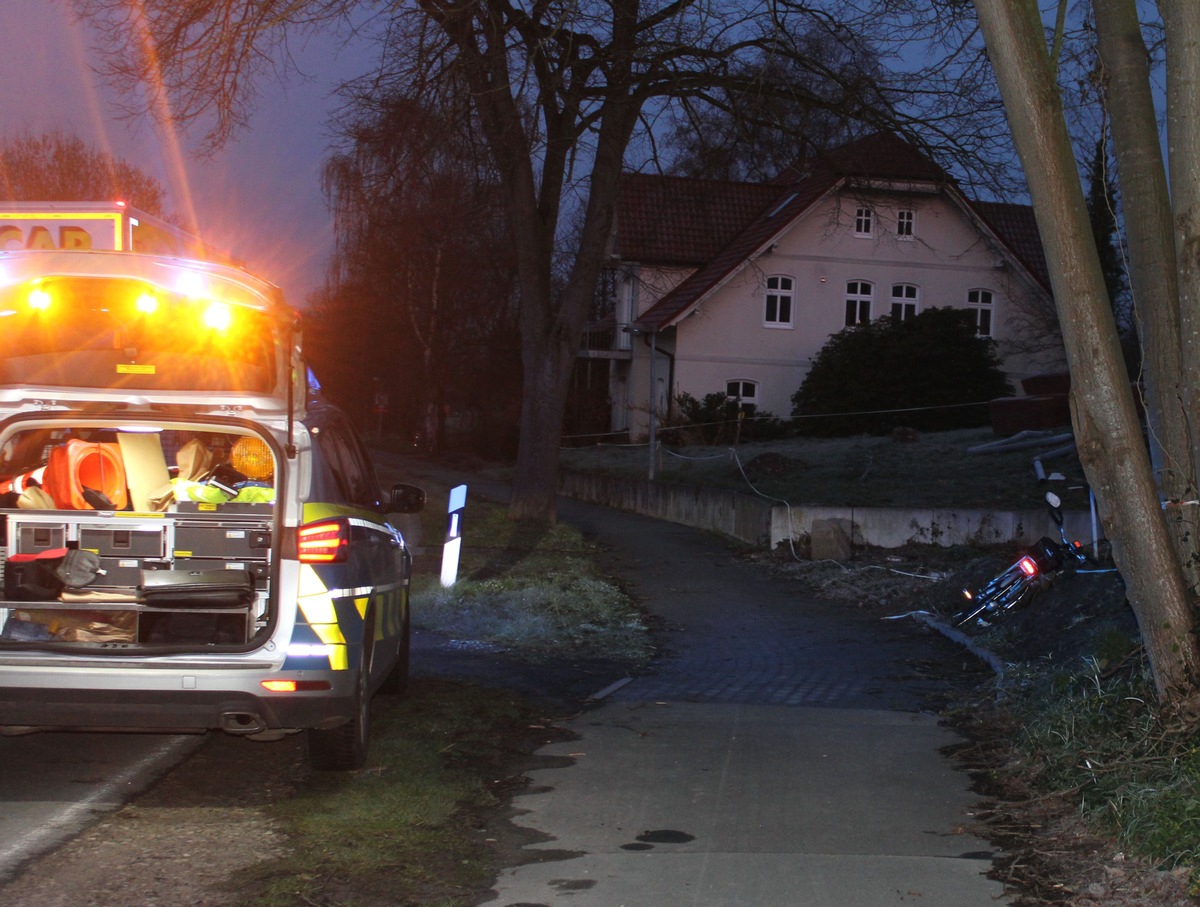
[{"left": 389, "top": 483, "right": 426, "bottom": 514}]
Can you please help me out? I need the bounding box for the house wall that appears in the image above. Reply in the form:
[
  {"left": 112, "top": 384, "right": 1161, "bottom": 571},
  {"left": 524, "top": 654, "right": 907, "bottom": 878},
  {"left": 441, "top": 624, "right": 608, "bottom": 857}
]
[
  {"left": 610, "top": 264, "right": 694, "bottom": 434},
  {"left": 615, "top": 189, "right": 1063, "bottom": 438}
]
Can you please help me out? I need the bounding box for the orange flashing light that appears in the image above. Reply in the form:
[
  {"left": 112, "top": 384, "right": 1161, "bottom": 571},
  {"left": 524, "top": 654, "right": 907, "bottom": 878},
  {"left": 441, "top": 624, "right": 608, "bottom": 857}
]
[
  {"left": 27, "top": 287, "right": 51, "bottom": 310},
  {"left": 298, "top": 520, "right": 349, "bottom": 564},
  {"left": 203, "top": 301, "right": 232, "bottom": 331}
]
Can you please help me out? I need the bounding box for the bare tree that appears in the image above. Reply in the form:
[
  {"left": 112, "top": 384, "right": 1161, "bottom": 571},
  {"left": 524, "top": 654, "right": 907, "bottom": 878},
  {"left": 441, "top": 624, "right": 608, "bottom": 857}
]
[
  {"left": 662, "top": 29, "right": 881, "bottom": 182},
  {"left": 971, "top": 1, "right": 1200, "bottom": 705},
  {"left": 319, "top": 92, "right": 519, "bottom": 451},
  {"left": 0, "top": 131, "right": 168, "bottom": 214},
  {"left": 69, "top": 0, "right": 1015, "bottom": 524}
]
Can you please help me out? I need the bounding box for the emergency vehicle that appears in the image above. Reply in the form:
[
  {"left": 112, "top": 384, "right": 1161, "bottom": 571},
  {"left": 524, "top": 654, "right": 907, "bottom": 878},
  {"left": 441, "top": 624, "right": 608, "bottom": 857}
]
[
  {"left": 0, "top": 200, "right": 231, "bottom": 260},
  {"left": 0, "top": 211, "right": 424, "bottom": 771}
]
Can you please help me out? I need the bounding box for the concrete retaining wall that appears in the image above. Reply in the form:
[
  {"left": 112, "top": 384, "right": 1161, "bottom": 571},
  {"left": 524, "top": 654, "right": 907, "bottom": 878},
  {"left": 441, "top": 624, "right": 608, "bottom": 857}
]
[
  {"left": 559, "top": 471, "right": 1097, "bottom": 551},
  {"left": 559, "top": 471, "right": 775, "bottom": 545}
]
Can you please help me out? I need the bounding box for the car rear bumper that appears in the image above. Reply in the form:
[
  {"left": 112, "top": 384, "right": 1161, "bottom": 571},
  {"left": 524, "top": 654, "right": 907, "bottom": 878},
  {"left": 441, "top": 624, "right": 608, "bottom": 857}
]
[{"left": 0, "top": 677, "right": 356, "bottom": 733}]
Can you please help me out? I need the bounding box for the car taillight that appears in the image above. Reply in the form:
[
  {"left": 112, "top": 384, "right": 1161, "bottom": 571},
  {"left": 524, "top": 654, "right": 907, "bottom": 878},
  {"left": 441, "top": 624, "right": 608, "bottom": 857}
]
[
  {"left": 1018, "top": 555, "right": 1039, "bottom": 577},
  {"left": 298, "top": 519, "right": 349, "bottom": 563},
  {"left": 261, "top": 680, "right": 332, "bottom": 692}
]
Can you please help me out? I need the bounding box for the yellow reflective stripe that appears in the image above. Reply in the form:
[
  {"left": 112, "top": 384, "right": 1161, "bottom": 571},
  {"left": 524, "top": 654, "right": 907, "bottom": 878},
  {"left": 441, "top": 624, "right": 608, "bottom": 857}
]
[
  {"left": 296, "top": 564, "right": 357, "bottom": 670},
  {"left": 298, "top": 592, "right": 338, "bottom": 626},
  {"left": 325, "top": 643, "right": 349, "bottom": 671},
  {"left": 354, "top": 595, "right": 368, "bottom": 621},
  {"left": 298, "top": 563, "right": 330, "bottom": 597},
  {"left": 385, "top": 588, "right": 400, "bottom": 636},
  {"left": 303, "top": 502, "right": 381, "bottom": 522}
]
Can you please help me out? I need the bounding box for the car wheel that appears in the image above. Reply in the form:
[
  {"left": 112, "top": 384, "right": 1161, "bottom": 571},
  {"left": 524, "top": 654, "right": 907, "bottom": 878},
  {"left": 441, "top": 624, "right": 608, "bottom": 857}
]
[{"left": 307, "top": 618, "right": 373, "bottom": 771}]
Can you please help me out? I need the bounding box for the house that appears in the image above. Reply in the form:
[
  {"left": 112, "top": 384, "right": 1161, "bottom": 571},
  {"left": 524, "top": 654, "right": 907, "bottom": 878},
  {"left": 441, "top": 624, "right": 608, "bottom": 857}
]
[{"left": 583, "top": 132, "right": 1064, "bottom": 438}]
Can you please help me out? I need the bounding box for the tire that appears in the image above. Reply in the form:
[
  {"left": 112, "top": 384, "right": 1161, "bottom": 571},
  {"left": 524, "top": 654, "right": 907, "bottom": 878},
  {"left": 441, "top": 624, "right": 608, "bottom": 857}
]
[
  {"left": 992, "top": 575, "right": 1038, "bottom": 614},
  {"left": 952, "top": 567, "right": 1029, "bottom": 627},
  {"left": 951, "top": 598, "right": 993, "bottom": 628},
  {"left": 307, "top": 619, "right": 374, "bottom": 771}
]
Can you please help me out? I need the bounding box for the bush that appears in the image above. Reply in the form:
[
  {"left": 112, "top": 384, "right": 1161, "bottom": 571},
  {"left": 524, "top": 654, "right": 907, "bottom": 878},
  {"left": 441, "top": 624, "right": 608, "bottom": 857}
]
[
  {"left": 663, "top": 392, "right": 789, "bottom": 445},
  {"left": 791, "top": 307, "right": 1013, "bottom": 436}
]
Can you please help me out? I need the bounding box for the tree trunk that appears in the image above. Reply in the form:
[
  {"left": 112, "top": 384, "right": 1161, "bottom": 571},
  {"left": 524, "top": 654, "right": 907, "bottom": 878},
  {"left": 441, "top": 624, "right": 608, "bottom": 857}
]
[
  {"left": 1163, "top": 5, "right": 1200, "bottom": 527},
  {"left": 509, "top": 321, "right": 578, "bottom": 522},
  {"left": 1095, "top": 0, "right": 1200, "bottom": 594},
  {"left": 973, "top": 0, "right": 1200, "bottom": 701}
]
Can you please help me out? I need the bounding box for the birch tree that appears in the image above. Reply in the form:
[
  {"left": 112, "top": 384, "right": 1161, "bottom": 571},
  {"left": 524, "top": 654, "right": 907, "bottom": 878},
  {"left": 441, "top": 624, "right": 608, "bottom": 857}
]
[{"left": 971, "top": 0, "right": 1200, "bottom": 704}]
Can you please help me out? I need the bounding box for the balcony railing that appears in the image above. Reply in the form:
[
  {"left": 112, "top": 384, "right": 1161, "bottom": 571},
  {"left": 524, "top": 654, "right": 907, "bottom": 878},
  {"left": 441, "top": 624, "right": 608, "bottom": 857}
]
[{"left": 579, "top": 322, "right": 632, "bottom": 357}]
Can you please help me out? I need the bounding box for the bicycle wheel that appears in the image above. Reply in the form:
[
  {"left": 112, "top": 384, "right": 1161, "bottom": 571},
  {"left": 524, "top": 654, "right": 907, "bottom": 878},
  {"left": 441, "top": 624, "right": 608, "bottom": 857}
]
[
  {"left": 991, "top": 574, "right": 1038, "bottom": 614},
  {"left": 952, "top": 564, "right": 1028, "bottom": 627}
]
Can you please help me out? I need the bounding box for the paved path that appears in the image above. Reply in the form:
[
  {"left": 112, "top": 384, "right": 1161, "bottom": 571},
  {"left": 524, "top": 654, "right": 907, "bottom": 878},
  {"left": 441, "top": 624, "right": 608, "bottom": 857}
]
[{"left": 483, "top": 497, "right": 1009, "bottom": 906}]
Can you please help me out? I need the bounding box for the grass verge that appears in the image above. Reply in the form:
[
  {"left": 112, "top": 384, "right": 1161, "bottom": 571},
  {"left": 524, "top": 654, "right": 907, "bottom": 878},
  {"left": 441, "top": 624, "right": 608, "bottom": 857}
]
[
  {"left": 236, "top": 469, "right": 648, "bottom": 906},
  {"left": 409, "top": 489, "right": 653, "bottom": 664},
  {"left": 965, "top": 656, "right": 1200, "bottom": 898},
  {"left": 560, "top": 426, "right": 1091, "bottom": 511},
  {"left": 238, "top": 679, "right": 552, "bottom": 906}
]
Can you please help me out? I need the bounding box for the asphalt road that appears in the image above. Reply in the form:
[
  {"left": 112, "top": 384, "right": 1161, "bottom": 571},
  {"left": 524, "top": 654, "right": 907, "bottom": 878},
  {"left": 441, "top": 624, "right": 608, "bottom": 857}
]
[
  {"left": 0, "top": 731, "right": 202, "bottom": 883},
  {"left": 476, "top": 495, "right": 1010, "bottom": 906}
]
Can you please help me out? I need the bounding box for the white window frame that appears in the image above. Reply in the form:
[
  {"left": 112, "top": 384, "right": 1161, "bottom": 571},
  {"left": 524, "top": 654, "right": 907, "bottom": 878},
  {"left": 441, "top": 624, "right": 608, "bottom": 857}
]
[
  {"left": 763, "top": 275, "right": 795, "bottom": 328},
  {"left": 844, "top": 280, "right": 873, "bottom": 327},
  {"left": 967, "top": 288, "right": 995, "bottom": 337},
  {"left": 854, "top": 207, "right": 874, "bottom": 237},
  {"left": 896, "top": 209, "right": 914, "bottom": 239},
  {"left": 726, "top": 379, "right": 759, "bottom": 411},
  {"left": 890, "top": 283, "right": 920, "bottom": 321}
]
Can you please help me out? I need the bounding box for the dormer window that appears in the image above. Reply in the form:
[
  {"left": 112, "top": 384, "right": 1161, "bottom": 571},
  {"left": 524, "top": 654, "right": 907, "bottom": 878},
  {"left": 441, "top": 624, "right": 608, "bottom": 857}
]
[{"left": 854, "top": 207, "right": 873, "bottom": 237}]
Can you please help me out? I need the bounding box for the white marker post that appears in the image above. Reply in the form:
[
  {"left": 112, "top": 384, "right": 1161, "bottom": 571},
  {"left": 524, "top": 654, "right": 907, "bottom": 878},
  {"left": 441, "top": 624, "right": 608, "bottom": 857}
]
[{"left": 440, "top": 484, "right": 467, "bottom": 588}]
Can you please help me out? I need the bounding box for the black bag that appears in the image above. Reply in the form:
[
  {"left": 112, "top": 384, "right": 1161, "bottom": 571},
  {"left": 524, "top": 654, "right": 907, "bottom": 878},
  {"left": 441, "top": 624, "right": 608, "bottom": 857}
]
[
  {"left": 139, "top": 569, "right": 255, "bottom": 608},
  {"left": 4, "top": 548, "right": 104, "bottom": 600},
  {"left": 53, "top": 549, "right": 105, "bottom": 590}
]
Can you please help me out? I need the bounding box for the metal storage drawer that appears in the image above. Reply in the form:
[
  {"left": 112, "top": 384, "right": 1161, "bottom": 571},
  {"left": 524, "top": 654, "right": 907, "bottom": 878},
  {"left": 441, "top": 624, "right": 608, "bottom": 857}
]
[
  {"left": 16, "top": 523, "right": 67, "bottom": 554},
  {"left": 95, "top": 557, "right": 170, "bottom": 588},
  {"left": 80, "top": 527, "right": 166, "bottom": 558},
  {"left": 173, "top": 525, "right": 270, "bottom": 560}
]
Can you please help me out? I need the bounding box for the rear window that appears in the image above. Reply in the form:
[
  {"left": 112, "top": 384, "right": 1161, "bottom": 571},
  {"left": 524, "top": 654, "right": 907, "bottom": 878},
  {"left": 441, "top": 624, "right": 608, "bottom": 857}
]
[
  {"left": 0, "top": 276, "right": 279, "bottom": 393},
  {"left": 0, "top": 423, "right": 277, "bottom": 513}
]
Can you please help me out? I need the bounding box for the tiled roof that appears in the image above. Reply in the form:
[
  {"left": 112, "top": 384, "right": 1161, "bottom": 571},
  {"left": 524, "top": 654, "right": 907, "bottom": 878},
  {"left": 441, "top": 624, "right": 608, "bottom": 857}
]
[
  {"left": 614, "top": 175, "right": 779, "bottom": 265},
  {"left": 972, "top": 201, "right": 1050, "bottom": 290},
  {"left": 631, "top": 172, "right": 840, "bottom": 330},
  {"left": 620, "top": 133, "right": 1046, "bottom": 330},
  {"left": 774, "top": 131, "right": 951, "bottom": 185}
]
